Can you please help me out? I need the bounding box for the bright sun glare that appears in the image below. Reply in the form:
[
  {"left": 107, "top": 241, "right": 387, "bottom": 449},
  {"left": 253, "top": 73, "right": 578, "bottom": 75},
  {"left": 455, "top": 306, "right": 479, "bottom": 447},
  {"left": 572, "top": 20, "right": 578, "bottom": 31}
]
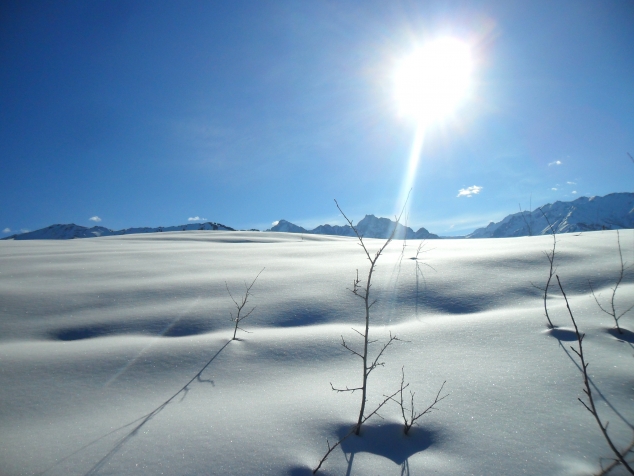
[{"left": 394, "top": 37, "right": 473, "bottom": 123}]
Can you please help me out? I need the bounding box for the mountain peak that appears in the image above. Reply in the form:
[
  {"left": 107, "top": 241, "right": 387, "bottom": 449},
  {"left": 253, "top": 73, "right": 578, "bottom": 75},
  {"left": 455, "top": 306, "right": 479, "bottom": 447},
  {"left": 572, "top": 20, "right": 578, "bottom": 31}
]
[{"left": 269, "top": 220, "right": 308, "bottom": 234}]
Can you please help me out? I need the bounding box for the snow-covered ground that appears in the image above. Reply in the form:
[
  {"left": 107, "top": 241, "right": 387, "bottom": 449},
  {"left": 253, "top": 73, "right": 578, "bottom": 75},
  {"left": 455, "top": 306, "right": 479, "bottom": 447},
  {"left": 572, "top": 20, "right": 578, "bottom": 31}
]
[{"left": 1, "top": 230, "right": 633, "bottom": 475}]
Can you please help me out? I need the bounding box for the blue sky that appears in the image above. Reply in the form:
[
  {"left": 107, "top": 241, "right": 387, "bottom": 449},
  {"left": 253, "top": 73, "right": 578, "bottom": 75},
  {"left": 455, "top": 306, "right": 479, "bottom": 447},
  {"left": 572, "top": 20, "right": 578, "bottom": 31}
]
[{"left": 1, "top": 0, "right": 633, "bottom": 236}]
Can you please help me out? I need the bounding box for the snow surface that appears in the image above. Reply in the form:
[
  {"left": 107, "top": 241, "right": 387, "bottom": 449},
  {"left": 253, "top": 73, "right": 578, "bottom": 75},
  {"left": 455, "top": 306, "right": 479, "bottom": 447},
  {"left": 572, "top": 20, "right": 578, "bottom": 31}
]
[{"left": 1, "top": 230, "right": 633, "bottom": 475}]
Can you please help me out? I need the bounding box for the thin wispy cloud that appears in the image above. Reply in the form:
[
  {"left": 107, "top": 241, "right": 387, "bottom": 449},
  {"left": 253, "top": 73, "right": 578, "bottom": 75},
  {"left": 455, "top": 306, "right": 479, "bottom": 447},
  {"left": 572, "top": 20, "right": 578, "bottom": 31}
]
[
  {"left": 2, "top": 228, "right": 10, "bottom": 233},
  {"left": 552, "top": 188, "right": 558, "bottom": 191},
  {"left": 188, "top": 216, "right": 207, "bottom": 221},
  {"left": 20, "top": 229, "right": 29, "bottom": 233},
  {"left": 567, "top": 181, "right": 576, "bottom": 185},
  {"left": 457, "top": 185, "right": 483, "bottom": 198},
  {"left": 89, "top": 216, "right": 102, "bottom": 222},
  {"left": 548, "top": 160, "right": 562, "bottom": 166},
  {"left": 572, "top": 191, "right": 577, "bottom": 194}
]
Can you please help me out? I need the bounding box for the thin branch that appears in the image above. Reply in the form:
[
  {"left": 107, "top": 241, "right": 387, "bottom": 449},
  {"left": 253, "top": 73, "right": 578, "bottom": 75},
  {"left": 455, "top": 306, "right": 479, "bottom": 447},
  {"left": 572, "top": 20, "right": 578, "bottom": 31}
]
[
  {"left": 389, "top": 367, "right": 448, "bottom": 434},
  {"left": 226, "top": 268, "right": 264, "bottom": 340},
  {"left": 589, "top": 230, "right": 632, "bottom": 334},
  {"left": 351, "top": 328, "right": 366, "bottom": 339},
  {"left": 366, "top": 332, "right": 401, "bottom": 377},
  {"left": 340, "top": 336, "right": 364, "bottom": 359},
  {"left": 557, "top": 275, "right": 634, "bottom": 474},
  {"left": 539, "top": 207, "right": 557, "bottom": 328},
  {"left": 330, "top": 383, "right": 364, "bottom": 393}
]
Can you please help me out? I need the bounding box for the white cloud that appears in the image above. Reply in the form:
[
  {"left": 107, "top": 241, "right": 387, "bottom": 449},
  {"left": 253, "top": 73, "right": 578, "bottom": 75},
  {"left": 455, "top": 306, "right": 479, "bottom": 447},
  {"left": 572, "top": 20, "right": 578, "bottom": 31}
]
[
  {"left": 2, "top": 228, "right": 10, "bottom": 233},
  {"left": 572, "top": 191, "right": 577, "bottom": 194},
  {"left": 457, "top": 185, "right": 483, "bottom": 198},
  {"left": 567, "top": 181, "right": 576, "bottom": 185},
  {"left": 20, "top": 229, "right": 29, "bottom": 233},
  {"left": 271, "top": 221, "right": 280, "bottom": 227},
  {"left": 188, "top": 216, "right": 207, "bottom": 222},
  {"left": 548, "top": 160, "right": 562, "bottom": 166},
  {"left": 551, "top": 188, "right": 558, "bottom": 191},
  {"left": 89, "top": 216, "right": 102, "bottom": 222}
]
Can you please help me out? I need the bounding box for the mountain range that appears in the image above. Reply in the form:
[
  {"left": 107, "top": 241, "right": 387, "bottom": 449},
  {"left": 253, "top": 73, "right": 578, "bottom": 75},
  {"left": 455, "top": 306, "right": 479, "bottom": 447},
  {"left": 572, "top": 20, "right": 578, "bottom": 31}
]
[
  {"left": 267, "top": 215, "right": 439, "bottom": 239},
  {"left": 467, "top": 192, "right": 634, "bottom": 238},
  {"left": 2, "top": 221, "right": 235, "bottom": 241},
  {"left": 3, "top": 192, "right": 633, "bottom": 241}
]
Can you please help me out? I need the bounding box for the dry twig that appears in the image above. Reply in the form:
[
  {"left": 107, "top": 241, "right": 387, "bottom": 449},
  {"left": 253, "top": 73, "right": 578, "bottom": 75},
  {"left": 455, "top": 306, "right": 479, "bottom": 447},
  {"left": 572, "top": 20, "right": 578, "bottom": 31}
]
[
  {"left": 390, "top": 367, "right": 448, "bottom": 434},
  {"left": 589, "top": 230, "right": 633, "bottom": 334},
  {"left": 531, "top": 207, "right": 557, "bottom": 328},
  {"left": 557, "top": 275, "right": 633, "bottom": 474},
  {"left": 226, "top": 268, "right": 264, "bottom": 340}
]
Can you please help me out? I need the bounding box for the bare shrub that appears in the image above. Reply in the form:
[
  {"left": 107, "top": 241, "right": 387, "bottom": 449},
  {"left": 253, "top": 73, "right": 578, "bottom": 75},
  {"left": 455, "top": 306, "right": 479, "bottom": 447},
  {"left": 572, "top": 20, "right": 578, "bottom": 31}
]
[
  {"left": 531, "top": 208, "right": 558, "bottom": 328},
  {"left": 226, "top": 268, "right": 265, "bottom": 340},
  {"left": 390, "top": 367, "right": 447, "bottom": 435},
  {"left": 329, "top": 199, "right": 405, "bottom": 435},
  {"left": 589, "top": 230, "right": 633, "bottom": 334}
]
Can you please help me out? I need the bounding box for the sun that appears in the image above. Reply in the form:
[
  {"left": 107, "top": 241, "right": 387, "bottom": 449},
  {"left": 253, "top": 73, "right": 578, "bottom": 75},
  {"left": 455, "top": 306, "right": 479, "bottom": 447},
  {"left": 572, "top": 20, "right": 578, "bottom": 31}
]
[{"left": 394, "top": 37, "right": 473, "bottom": 123}]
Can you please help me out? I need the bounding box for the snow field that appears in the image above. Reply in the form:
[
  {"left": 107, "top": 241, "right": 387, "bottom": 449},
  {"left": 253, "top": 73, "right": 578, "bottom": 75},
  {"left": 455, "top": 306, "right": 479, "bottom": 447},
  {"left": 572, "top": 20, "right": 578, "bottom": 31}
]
[{"left": 0, "top": 230, "right": 632, "bottom": 475}]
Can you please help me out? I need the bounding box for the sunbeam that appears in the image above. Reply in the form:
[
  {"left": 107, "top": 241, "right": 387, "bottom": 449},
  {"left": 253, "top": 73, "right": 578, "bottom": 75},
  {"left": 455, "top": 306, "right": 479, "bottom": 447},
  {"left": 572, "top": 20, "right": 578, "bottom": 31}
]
[
  {"left": 393, "top": 36, "right": 473, "bottom": 220},
  {"left": 397, "top": 122, "right": 426, "bottom": 219}
]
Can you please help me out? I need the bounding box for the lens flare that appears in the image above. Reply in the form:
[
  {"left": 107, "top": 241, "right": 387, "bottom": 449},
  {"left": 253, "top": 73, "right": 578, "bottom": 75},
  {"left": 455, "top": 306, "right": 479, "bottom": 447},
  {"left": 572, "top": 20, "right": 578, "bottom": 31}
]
[{"left": 394, "top": 37, "right": 472, "bottom": 123}]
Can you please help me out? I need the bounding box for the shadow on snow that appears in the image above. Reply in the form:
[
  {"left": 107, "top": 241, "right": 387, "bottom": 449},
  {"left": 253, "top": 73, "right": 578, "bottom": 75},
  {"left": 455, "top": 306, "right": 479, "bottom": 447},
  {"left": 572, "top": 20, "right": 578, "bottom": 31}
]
[
  {"left": 49, "top": 318, "right": 217, "bottom": 341},
  {"left": 35, "top": 340, "right": 231, "bottom": 476},
  {"left": 288, "top": 423, "right": 439, "bottom": 476},
  {"left": 544, "top": 327, "right": 578, "bottom": 341},
  {"left": 606, "top": 327, "right": 634, "bottom": 343}
]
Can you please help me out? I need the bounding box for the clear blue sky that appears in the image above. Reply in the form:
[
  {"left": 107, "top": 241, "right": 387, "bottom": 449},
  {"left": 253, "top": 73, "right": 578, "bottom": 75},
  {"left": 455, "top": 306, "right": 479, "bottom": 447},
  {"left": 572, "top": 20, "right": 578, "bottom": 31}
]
[{"left": 1, "top": 0, "right": 633, "bottom": 236}]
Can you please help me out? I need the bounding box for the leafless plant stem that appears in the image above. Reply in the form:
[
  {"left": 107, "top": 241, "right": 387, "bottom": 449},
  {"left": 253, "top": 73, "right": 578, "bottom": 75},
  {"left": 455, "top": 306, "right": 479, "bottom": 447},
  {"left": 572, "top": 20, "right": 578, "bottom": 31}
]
[
  {"left": 531, "top": 207, "right": 557, "bottom": 328},
  {"left": 332, "top": 199, "right": 405, "bottom": 435},
  {"left": 226, "top": 268, "right": 264, "bottom": 340},
  {"left": 589, "top": 230, "right": 633, "bottom": 334},
  {"left": 556, "top": 275, "right": 634, "bottom": 475},
  {"left": 390, "top": 367, "right": 448, "bottom": 435}
]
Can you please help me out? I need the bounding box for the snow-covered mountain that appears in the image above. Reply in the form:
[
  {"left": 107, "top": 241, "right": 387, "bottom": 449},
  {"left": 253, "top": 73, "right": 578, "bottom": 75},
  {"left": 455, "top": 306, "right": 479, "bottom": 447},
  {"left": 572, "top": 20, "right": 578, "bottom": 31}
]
[
  {"left": 8, "top": 192, "right": 632, "bottom": 241},
  {"left": 468, "top": 192, "right": 634, "bottom": 238},
  {"left": 2, "top": 221, "right": 235, "bottom": 240},
  {"left": 269, "top": 214, "right": 439, "bottom": 239}
]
